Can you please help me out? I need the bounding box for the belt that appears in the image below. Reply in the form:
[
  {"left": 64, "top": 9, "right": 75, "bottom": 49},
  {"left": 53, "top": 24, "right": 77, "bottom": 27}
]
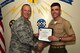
[{"left": 50, "top": 45, "right": 65, "bottom": 48}]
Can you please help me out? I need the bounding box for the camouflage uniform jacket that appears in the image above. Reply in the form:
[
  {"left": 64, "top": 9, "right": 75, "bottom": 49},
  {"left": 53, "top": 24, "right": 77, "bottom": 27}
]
[{"left": 9, "top": 16, "right": 36, "bottom": 53}]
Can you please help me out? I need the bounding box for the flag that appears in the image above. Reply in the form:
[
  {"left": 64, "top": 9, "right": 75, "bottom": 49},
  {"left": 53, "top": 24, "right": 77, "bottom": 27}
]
[
  {"left": 0, "top": 8, "right": 6, "bottom": 53},
  {"left": 60, "top": 0, "right": 73, "bottom": 5},
  {"left": 0, "top": 0, "right": 14, "bottom": 53},
  {"left": 0, "top": 0, "right": 14, "bottom": 7}
]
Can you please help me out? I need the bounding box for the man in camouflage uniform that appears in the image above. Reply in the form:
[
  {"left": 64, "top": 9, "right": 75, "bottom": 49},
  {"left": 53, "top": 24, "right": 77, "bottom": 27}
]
[
  {"left": 9, "top": 4, "right": 37, "bottom": 53},
  {"left": 48, "top": 2, "right": 76, "bottom": 53}
]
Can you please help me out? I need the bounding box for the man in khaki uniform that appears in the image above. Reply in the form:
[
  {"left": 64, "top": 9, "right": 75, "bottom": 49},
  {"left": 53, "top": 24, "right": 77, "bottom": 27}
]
[{"left": 48, "top": 2, "right": 76, "bottom": 53}]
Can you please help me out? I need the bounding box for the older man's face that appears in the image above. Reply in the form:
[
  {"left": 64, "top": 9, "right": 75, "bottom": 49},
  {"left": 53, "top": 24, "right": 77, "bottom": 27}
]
[{"left": 21, "top": 5, "right": 31, "bottom": 20}]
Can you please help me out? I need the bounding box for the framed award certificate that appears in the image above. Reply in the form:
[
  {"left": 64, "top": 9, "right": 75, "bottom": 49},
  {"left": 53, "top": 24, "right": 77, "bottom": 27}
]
[{"left": 38, "top": 28, "right": 52, "bottom": 42}]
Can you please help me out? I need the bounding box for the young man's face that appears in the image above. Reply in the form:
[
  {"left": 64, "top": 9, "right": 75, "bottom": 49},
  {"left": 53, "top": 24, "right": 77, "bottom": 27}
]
[
  {"left": 21, "top": 5, "right": 31, "bottom": 20},
  {"left": 51, "top": 6, "right": 61, "bottom": 19}
]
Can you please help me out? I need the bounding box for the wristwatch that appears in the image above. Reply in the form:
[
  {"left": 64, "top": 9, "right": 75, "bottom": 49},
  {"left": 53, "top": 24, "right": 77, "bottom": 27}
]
[{"left": 59, "top": 37, "right": 62, "bottom": 42}]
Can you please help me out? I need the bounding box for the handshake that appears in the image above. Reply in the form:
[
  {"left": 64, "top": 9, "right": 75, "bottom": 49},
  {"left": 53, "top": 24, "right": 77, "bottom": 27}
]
[{"left": 33, "top": 33, "right": 62, "bottom": 53}]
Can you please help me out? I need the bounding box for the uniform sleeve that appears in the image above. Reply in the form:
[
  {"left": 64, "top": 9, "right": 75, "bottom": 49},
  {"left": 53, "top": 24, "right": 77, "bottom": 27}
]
[
  {"left": 18, "top": 31, "right": 38, "bottom": 48},
  {"left": 17, "top": 27, "right": 37, "bottom": 47},
  {"left": 9, "top": 25, "right": 20, "bottom": 53},
  {"left": 64, "top": 21, "right": 75, "bottom": 35},
  {"left": 10, "top": 24, "right": 19, "bottom": 41}
]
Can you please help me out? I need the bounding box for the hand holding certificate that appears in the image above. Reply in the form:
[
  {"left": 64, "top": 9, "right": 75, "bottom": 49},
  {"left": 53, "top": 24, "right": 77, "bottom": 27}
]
[{"left": 38, "top": 28, "right": 52, "bottom": 42}]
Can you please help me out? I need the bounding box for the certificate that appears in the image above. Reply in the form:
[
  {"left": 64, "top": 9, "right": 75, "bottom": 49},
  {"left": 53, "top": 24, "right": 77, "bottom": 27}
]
[{"left": 38, "top": 28, "right": 52, "bottom": 42}]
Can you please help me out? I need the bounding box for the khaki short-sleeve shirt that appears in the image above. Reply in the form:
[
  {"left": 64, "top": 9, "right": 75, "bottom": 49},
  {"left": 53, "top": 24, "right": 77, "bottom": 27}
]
[{"left": 48, "top": 17, "right": 75, "bottom": 45}]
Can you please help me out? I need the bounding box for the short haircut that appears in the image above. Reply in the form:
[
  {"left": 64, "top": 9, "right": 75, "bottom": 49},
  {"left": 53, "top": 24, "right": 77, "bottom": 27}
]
[
  {"left": 21, "top": 4, "right": 31, "bottom": 10},
  {"left": 51, "top": 2, "right": 61, "bottom": 8}
]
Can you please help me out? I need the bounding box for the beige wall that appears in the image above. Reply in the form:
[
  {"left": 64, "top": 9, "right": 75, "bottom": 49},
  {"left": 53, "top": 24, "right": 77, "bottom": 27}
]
[{"left": 1, "top": 0, "right": 80, "bottom": 53}]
